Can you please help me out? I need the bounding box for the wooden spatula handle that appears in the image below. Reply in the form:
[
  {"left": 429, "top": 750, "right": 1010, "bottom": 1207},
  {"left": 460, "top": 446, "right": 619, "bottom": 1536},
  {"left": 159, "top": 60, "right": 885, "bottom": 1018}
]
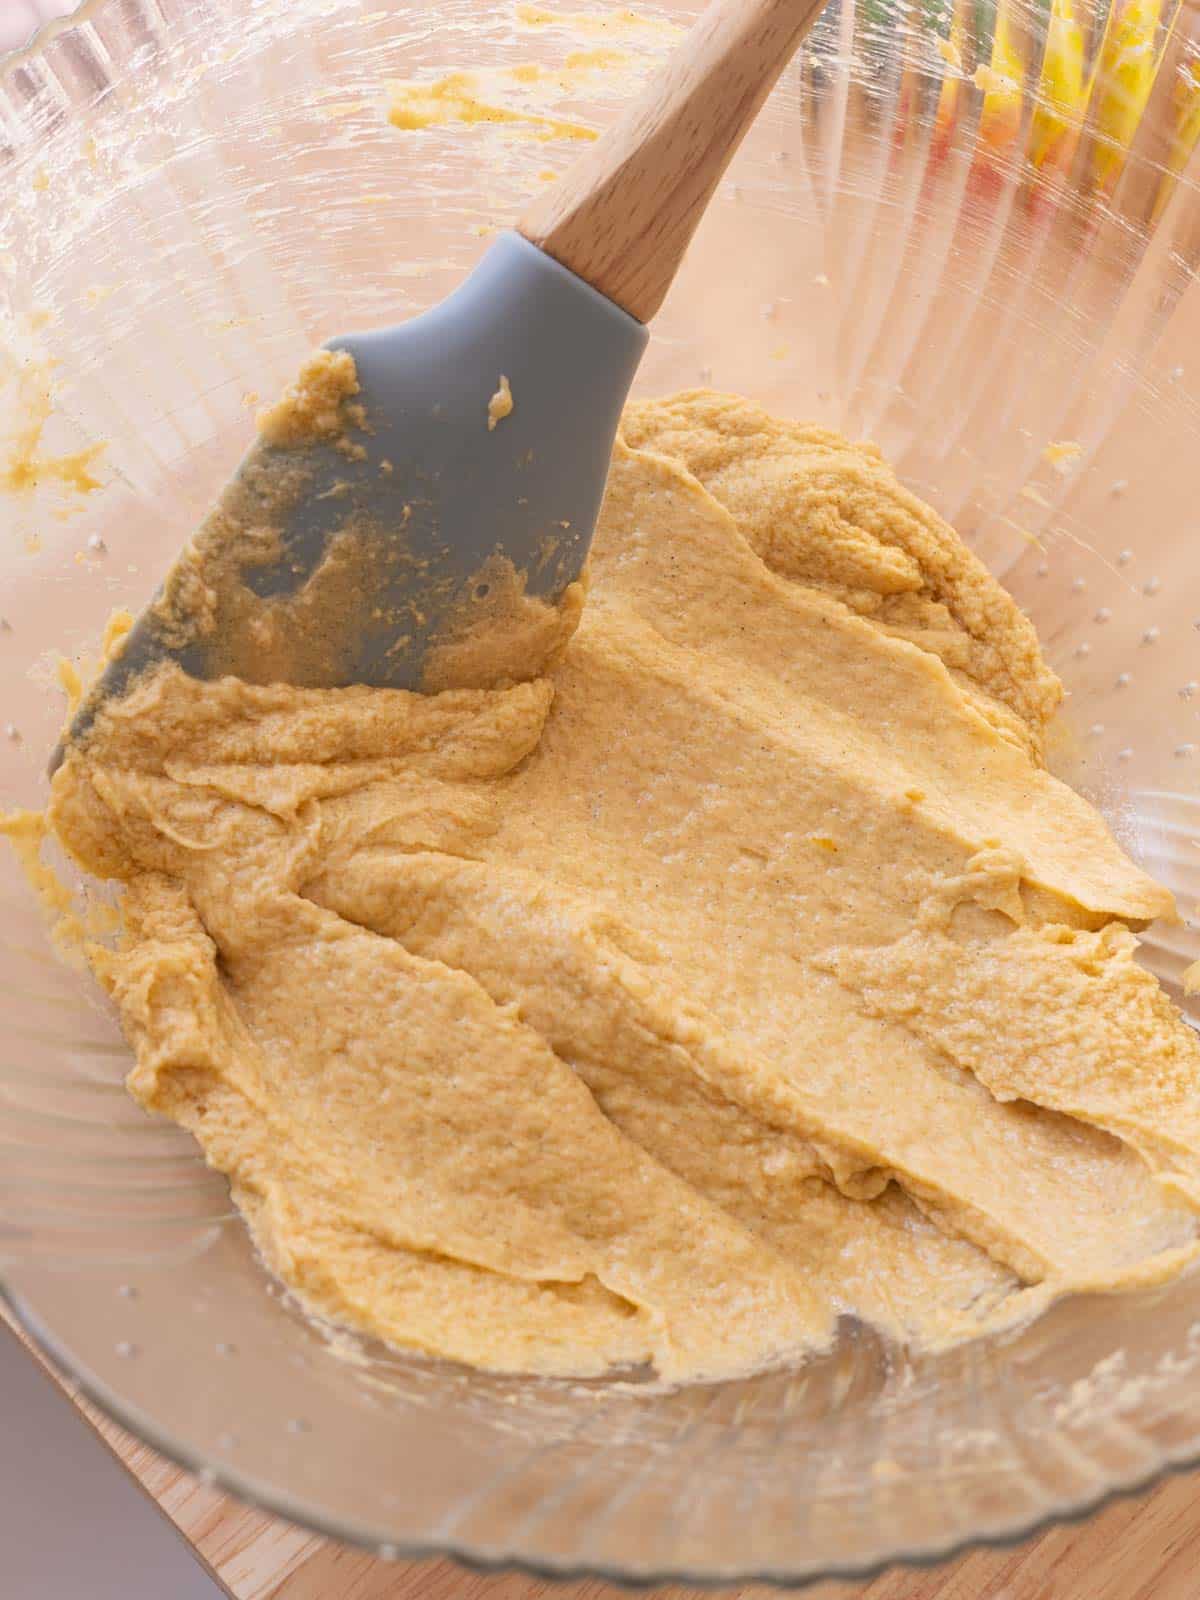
[{"left": 518, "top": 0, "right": 827, "bottom": 324}]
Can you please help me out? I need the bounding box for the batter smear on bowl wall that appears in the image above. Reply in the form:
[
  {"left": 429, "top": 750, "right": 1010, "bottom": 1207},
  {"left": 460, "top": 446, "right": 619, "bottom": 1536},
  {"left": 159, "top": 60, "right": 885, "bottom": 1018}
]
[{"left": 25, "top": 388, "right": 1200, "bottom": 1381}]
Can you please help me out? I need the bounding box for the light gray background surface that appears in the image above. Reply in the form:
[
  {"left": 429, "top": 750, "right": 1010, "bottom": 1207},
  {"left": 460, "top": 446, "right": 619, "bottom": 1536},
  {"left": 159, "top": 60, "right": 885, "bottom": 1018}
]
[{"left": 0, "top": 1320, "right": 230, "bottom": 1599}]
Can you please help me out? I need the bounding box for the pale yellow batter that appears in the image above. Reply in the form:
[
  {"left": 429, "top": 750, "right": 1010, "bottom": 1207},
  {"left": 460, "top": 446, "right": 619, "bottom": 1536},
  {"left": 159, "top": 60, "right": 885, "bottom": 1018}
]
[{"left": 39, "top": 391, "right": 1200, "bottom": 1381}]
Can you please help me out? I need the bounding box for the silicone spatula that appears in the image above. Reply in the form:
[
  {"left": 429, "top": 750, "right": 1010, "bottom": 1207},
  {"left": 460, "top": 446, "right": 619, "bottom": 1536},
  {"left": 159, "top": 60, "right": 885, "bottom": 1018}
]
[{"left": 55, "top": 0, "right": 828, "bottom": 761}]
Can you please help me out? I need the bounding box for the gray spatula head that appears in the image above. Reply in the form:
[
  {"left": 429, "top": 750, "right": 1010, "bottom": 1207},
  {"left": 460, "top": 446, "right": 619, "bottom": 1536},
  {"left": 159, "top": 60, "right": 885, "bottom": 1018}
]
[{"left": 55, "top": 231, "right": 647, "bottom": 762}]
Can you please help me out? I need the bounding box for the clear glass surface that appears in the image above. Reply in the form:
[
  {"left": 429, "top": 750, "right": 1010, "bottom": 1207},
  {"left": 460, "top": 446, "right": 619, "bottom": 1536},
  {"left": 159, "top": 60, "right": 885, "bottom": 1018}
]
[{"left": 2, "top": 0, "right": 1200, "bottom": 1584}]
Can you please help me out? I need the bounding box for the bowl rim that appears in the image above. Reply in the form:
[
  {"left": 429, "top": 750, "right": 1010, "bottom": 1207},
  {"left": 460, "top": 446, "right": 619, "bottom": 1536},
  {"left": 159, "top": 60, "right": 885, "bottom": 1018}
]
[
  {"left": 6, "top": 1275, "right": 1199, "bottom": 1590},
  {"left": 0, "top": 0, "right": 106, "bottom": 86}
]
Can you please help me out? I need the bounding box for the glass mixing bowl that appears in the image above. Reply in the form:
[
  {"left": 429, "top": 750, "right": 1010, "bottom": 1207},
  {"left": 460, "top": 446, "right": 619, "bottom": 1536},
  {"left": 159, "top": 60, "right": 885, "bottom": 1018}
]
[{"left": 2, "top": 0, "right": 1200, "bottom": 1585}]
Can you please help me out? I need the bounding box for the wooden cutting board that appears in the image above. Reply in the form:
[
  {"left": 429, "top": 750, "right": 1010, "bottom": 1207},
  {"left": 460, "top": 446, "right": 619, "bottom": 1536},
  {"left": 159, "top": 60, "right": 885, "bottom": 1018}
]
[{"left": 15, "top": 1315, "right": 1200, "bottom": 1600}]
